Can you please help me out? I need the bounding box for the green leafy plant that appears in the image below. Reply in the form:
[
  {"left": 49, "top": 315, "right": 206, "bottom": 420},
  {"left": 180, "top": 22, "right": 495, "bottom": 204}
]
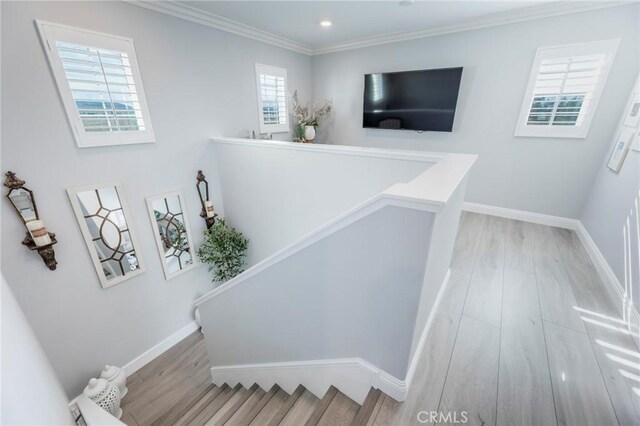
[{"left": 197, "top": 218, "right": 249, "bottom": 283}]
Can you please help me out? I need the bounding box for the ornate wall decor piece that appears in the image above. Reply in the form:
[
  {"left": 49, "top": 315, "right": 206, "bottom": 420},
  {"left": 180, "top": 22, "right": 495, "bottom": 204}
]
[
  {"left": 67, "top": 182, "right": 144, "bottom": 288},
  {"left": 4, "top": 171, "right": 58, "bottom": 270},
  {"left": 146, "top": 191, "right": 196, "bottom": 280},
  {"left": 196, "top": 170, "right": 217, "bottom": 229}
]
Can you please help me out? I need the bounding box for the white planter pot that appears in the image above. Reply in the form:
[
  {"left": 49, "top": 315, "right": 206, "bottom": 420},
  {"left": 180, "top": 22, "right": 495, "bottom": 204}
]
[{"left": 304, "top": 125, "right": 316, "bottom": 142}]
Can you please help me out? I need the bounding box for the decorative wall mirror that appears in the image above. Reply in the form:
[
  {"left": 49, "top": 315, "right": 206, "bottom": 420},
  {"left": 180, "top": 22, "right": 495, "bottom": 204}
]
[
  {"left": 67, "top": 182, "right": 144, "bottom": 288},
  {"left": 145, "top": 192, "right": 196, "bottom": 280},
  {"left": 4, "top": 171, "right": 58, "bottom": 270}
]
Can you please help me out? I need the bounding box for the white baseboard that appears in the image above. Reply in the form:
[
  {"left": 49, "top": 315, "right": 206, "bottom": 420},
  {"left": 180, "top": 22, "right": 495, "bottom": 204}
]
[
  {"left": 122, "top": 320, "right": 200, "bottom": 376},
  {"left": 404, "top": 269, "right": 451, "bottom": 391},
  {"left": 575, "top": 222, "right": 640, "bottom": 349},
  {"left": 463, "top": 202, "right": 579, "bottom": 229},
  {"left": 211, "top": 357, "right": 405, "bottom": 405}
]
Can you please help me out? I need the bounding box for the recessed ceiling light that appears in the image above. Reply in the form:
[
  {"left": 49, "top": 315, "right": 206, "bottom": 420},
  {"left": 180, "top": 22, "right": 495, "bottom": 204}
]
[
  {"left": 399, "top": 0, "right": 414, "bottom": 5},
  {"left": 320, "top": 20, "right": 332, "bottom": 28}
]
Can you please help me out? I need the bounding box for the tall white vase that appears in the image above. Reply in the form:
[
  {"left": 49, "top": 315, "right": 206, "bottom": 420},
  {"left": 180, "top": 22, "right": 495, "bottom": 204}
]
[{"left": 304, "top": 125, "right": 316, "bottom": 142}]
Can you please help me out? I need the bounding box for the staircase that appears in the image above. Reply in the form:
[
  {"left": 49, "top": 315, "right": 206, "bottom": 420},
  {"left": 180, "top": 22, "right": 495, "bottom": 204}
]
[{"left": 166, "top": 383, "right": 386, "bottom": 425}]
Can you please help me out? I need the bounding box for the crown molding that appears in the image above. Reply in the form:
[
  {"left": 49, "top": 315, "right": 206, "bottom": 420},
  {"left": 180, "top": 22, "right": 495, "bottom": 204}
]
[
  {"left": 122, "top": 0, "right": 313, "bottom": 55},
  {"left": 311, "top": 1, "right": 634, "bottom": 55},
  {"left": 123, "top": 1, "right": 633, "bottom": 57}
]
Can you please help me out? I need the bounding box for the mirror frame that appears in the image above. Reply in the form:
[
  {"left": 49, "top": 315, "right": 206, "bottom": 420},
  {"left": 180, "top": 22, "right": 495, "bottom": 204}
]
[
  {"left": 67, "top": 181, "right": 145, "bottom": 288},
  {"left": 6, "top": 186, "right": 39, "bottom": 224},
  {"left": 145, "top": 191, "right": 197, "bottom": 280}
]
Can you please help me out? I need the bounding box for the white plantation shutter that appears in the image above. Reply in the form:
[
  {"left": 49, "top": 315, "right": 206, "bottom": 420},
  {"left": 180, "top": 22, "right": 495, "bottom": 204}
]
[
  {"left": 516, "top": 39, "right": 619, "bottom": 138},
  {"left": 255, "top": 64, "right": 288, "bottom": 133},
  {"left": 37, "top": 21, "right": 155, "bottom": 147},
  {"left": 57, "top": 42, "right": 145, "bottom": 132}
]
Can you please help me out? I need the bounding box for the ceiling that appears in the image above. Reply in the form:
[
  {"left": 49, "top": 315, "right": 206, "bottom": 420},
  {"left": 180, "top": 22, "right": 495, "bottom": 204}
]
[
  {"left": 133, "top": 1, "right": 626, "bottom": 54},
  {"left": 184, "top": 0, "right": 552, "bottom": 47}
]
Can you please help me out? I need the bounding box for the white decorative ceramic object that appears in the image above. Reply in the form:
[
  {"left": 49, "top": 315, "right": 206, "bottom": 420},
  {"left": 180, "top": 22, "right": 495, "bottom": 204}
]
[
  {"left": 100, "top": 365, "right": 127, "bottom": 398},
  {"left": 83, "top": 378, "right": 122, "bottom": 419},
  {"left": 304, "top": 125, "right": 316, "bottom": 142}
]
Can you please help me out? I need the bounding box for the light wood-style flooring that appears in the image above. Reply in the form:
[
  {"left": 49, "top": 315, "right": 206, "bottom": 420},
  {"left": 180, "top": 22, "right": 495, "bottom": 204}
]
[{"left": 120, "top": 213, "right": 640, "bottom": 426}]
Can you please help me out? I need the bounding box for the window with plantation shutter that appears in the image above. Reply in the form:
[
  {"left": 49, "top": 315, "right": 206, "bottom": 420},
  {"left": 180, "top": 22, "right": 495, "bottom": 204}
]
[
  {"left": 255, "top": 64, "right": 288, "bottom": 133},
  {"left": 515, "top": 39, "right": 619, "bottom": 138},
  {"left": 37, "top": 21, "right": 155, "bottom": 148}
]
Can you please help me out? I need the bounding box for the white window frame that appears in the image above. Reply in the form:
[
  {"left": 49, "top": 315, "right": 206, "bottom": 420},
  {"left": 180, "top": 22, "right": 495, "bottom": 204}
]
[
  {"left": 255, "top": 63, "right": 289, "bottom": 133},
  {"left": 36, "top": 20, "right": 155, "bottom": 148},
  {"left": 515, "top": 39, "right": 619, "bottom": 139}
]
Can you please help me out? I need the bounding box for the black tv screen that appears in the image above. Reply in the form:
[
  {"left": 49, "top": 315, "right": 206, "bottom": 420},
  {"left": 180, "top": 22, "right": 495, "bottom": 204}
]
[{"left": 363, "top": 67, "right": 463, "bottom": 132}]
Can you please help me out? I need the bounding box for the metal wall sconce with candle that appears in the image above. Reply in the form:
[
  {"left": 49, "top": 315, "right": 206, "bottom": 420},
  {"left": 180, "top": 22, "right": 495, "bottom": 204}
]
[
  {"left": 4, "top": 171, "right": 58, "bottom": 270},
  {"left": 196, "top": 170, "right": 217, "bottom": 229}
]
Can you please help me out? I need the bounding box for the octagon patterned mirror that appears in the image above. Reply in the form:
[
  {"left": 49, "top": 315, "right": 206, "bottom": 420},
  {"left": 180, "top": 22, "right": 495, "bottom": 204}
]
[
  {"left": 146, "top": 192, "right": 196, "bottom": 280},
  {"left": 67, "top": 182, "right": 144, "bottom": 288}
]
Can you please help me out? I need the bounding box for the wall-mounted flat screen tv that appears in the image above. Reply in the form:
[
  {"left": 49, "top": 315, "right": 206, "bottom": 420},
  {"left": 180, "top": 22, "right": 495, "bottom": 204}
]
[{"left": 363, "top": 67, "right": 463, "bottom": 132}]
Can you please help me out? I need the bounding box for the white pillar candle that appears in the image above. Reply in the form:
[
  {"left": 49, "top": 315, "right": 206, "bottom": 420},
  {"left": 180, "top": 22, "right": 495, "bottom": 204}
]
[
  {"left": 205, "top": 200, "right": 215, "bottom": 218},
  {"left": 26, "top": 220, "right": 51, "bottom": 247}
]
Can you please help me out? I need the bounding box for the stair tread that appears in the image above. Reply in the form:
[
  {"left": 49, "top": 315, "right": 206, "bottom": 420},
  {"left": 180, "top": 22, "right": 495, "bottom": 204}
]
[
  {"left": 238, "top": 385, "right": 281, "bottom": 425},
  {"left": 267, "top": 385, "right": 306, "bottom": 426},
  {"left": 151, "top": 382, "right": 216, "bottom": 426},
  {"left": 248, "top": 388, "right": 288, "bottom": 425},
  {"left": 353, "top": 389, "right": 382, "bottom": 426},
  {"left": 176, "top": 384, "right": 227, "bottom": 426},
  {"left": 304, "top": 386, "right": 338, "bottom": 426},
  {"left": 189, "top": 384, "right": 239, "bottom": 425},
  {"left": 205, "top": 384, "right": 258, "bottom": 425},
  {"left": 280, "top": 390, "right": 321, "bottom": 426},
  {"left": 316, "top": 391, "right": 360, "bottom": 426},
  {"left": 368, "top": 395, "right": 401, "bottom": 426},
  {"left": 225, "top": 386, "right": 267, "bottom": 425}
]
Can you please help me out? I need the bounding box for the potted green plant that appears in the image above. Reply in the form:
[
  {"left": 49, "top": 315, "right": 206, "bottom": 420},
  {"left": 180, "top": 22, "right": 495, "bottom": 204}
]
[{"left": 197, "top": 218, "right": 249, "bottom": 283}]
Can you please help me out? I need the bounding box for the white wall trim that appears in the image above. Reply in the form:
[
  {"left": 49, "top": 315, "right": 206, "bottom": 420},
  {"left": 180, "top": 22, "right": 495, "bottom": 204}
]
[
  {"left": 210, "top": 357, "right": 396, "bottom": 405},
  {"left": 212, "top": 137, "right": 444, "bottom": 163},
  {"left": 575, "top": 221, "right": 640, "bottom": 347},
  {"left": 405, "top": 269, "right": 451, "bottom": 390},
  {"left": 463, "top": 202, "right": 579, "bottom": 229},
  {"left": 122, "top": 0, "right": 312, "bottom": 55},
  {"left": 312, "top": 1, "right": 631, "bottom": 55},
  {"left": 122, "top": 320, "right": 200, "bottom": 376},
  {"left": 124, "top": 0, "right": 630, "bottom": 56}
]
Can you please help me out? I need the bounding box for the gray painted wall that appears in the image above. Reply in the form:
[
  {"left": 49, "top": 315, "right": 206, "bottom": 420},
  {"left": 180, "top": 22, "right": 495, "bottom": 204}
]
[
  {"left": 311, "top": 4, "right": 640, "bottom": 219},
  {"left": 1, "top": 0, "right": 311, "bottom": 397},
  {"left": 198, "top": 205, "right": 435, "bottom": 379}
]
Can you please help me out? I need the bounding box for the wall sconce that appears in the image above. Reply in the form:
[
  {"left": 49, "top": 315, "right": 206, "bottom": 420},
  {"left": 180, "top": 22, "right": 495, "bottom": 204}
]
[
  {"left": 4, "top": 171, "right": 58, "bottom": 270},
  {"left": 196, "top": 170, "right": 217, "bottom": 229}
]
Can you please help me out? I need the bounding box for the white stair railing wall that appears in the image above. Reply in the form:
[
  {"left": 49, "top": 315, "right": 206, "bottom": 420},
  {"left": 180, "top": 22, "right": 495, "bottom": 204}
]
[{"left": 195, "top": 138, "right": 476, "bottom": 404}]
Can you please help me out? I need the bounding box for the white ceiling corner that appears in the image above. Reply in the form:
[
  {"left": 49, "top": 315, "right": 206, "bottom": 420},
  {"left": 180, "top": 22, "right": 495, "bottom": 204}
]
[{"left": 124, "top": 1, "right": 633, "bottom": 56}]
